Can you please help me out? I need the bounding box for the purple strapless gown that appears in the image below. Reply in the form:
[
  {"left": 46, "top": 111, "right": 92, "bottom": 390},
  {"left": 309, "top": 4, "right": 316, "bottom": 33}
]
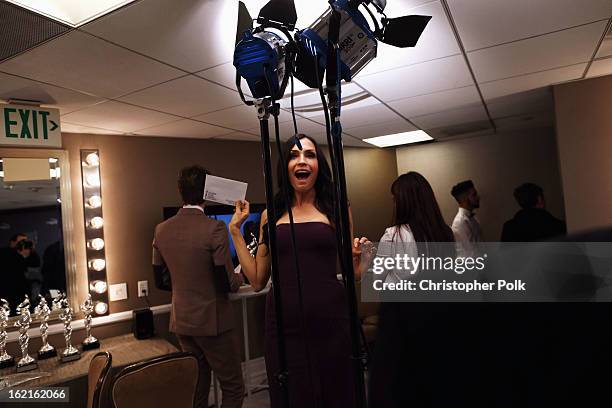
[{"left": 265, "top": 222, "right": 355, "bottom": 408}]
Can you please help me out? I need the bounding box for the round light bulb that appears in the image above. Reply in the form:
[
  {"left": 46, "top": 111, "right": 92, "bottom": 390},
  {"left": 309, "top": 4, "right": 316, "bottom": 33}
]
[
  {"left": 48, "top": 158, "right": 58, "bottom": 163},
  {"left": 88, "top": 259, "right": 106, "bottom": 271},
  {"left": 85, "top": 153, "right": 100, "bottom": 166},
  {"left": 88, "top": 238, "right": 105, "bottom": 251},
  {"left": 90, "top": 280, "right": 108, "bottom": 294},
  {"left": 94, "top": 302, "right": 108, "bottom": 315},
  {"left": 89, "top": 217, "right": 104, "bottom": 229},
  {"left": 85, "top": 173, "right": 100, "bottom": 187},
  {"left": 87, "top": 195, "right": 102, "bottom": 208}
]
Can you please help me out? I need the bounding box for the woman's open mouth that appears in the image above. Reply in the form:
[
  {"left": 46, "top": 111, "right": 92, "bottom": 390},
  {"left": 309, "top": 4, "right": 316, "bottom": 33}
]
[{"left": 294, "top": 169, "right": 311, "bottom": 181}]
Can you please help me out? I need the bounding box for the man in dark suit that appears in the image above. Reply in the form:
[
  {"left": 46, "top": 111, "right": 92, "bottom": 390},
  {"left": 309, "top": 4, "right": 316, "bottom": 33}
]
[
  {"left": 501, "top": 182, "right": 566, "bottom": 241},
  {"left": 153, "top": 165, "right": 244, "bottom": 408}
]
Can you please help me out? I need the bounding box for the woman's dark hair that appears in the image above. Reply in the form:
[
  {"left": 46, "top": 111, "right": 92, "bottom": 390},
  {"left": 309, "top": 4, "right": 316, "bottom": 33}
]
[
  {"left": 271, "top": 134, "right": 335, "bottom": 225},
  {"left": 391, "top": 171, "right": 454, "bottom": 243}
]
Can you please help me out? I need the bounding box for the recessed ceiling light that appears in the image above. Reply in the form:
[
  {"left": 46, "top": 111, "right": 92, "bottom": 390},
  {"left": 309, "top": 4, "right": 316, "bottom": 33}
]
[
  {"left": 363, "top": 130, "right": 433, "bottom": 147},
  {"left": 6, "top": 0, "right": 138, "bottom": 27}
]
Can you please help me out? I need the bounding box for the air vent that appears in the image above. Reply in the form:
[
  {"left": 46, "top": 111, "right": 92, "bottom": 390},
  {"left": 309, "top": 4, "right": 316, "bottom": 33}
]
[{"left": 0, "top": 2, "right": 70, "bottom": 62}]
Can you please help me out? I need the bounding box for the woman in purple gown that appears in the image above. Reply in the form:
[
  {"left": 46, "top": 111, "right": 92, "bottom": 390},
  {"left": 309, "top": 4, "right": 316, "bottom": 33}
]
[{"left": 229, "top": 134, "right": 371, "bottom": 408}]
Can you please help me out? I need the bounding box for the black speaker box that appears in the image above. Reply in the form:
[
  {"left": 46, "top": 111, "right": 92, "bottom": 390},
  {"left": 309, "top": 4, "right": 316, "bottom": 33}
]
[{"left": 132, "top": 308, "right": 155, "bottom": 339}]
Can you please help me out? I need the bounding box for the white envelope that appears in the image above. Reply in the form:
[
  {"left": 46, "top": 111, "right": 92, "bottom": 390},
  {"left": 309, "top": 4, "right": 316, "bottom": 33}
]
[{"left": 203, "top": 175, "right": 248, "bottom": 206}]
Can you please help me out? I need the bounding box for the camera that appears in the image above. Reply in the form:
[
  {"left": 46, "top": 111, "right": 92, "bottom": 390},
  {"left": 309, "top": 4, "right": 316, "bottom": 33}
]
[{"left": 16, "top": 239, "right": 34, "bottom": 251}]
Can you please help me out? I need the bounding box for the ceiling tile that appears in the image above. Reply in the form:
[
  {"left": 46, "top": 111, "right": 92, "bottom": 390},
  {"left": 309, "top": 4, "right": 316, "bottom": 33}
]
[
  {"left": 81, "top": 0, "right": 238, "bottom": 72},
  {"left": 0, "top": 30, "right": 183, "bottom": 99},
  {"left": 61, "top": 122, "right": 122, "bottom": 135},
  {"left": 389, "top": 86, "right": 480, "bottom": 118},
  {"left": 356, "top": 55, "right": 473, "bottom": 102},
  {"left": 586, "top": 57, "right": 612, "bottom": 78},
  {"left": 195, "top": 62, "right": 251, "bottom": 97},
  {"left": 480, "top": 63, "right": 586, "bottom": 100},
  {"left": 411, "top": 104, "right": 488, "bottom": 129},
  {"left": 132, "top": 118, "right": 231, "bottom": 139},
  {"left": 343, "top": 119, "right": 418, "bottom": 139},
  {"left": 245, "top": 119, "right": 328, "bottom": 144},
  {"left": 309, "top": 99, "right": 402, "bottom": 129},
  {"left": 118, "top": 75, "right": 239, "bottom": 117},
  {"left": 193, "top": 104, "right": 260, "bottom": 131},
  {"left": 595, "top": 27, "right": 612, "bottom": 59},
  {"left": 494, "top": 111, "right": 555, "bottom": 133},
  {"left": 359, "top": 1, "right": 460, "bottom": 75},
  {"left": 341, "top": 137, "right": 372, "bottom": 148},
  {"left": 213, "top": 132, "right": 260, "bottom": 142},
  {"left": 468, "top": 21, "right": 606, "bottom": 83},
  {"left": 61, "top": 100, "right": 178, "bottom": 132},
  {"left": 448, "top": 0, "right": 612, "bottom": 51},
  {"left": 486, "top": 88, "right": 553, "bottom": 119},
  {"left": 0, "top": 72, "right": 105, "bottom": 115}
]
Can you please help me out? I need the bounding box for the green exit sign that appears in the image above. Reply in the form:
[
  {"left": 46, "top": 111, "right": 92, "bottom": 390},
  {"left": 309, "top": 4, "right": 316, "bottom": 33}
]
[{"left": 1, "top": 104, "right": 61, "bottom": 148}]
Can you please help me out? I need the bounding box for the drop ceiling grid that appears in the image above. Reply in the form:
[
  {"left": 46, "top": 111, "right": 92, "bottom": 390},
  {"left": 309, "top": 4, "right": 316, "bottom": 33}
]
[{"left": 446, "top": 0, "right": 612, "bottom": 52}]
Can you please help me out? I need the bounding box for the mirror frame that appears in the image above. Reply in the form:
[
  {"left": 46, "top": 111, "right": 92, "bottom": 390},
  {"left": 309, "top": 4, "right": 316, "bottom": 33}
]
[{"left": 0, "top": 147, "right": 78, "bottom": 323}]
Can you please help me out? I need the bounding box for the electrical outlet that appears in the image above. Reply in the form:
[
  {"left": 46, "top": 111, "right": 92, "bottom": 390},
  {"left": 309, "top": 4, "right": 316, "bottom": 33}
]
[
  {"left": 138, "top": 280, "right": 149, "bottom": 297},
  {"left": 109, "top": 283, "right": 127, "bottom": 301}
]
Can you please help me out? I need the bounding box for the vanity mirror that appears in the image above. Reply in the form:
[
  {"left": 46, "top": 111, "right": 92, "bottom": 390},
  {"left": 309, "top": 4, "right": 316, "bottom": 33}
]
[{"left": 0, "top": 148, "right": 76, "bottom": 322}]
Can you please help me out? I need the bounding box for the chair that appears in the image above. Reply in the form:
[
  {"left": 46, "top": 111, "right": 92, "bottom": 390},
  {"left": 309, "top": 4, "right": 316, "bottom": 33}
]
[
  {"left": 110, "top": 352, "right": 199, "bottom": 408},
  {"left": 87, "top": 351, "right": 112, "bottom": 408}
]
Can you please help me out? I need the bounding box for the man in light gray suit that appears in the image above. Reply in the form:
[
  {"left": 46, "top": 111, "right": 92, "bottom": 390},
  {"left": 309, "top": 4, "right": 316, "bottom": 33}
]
[{"left": 153, "top": 165, "right": 244, "bottom": 408}]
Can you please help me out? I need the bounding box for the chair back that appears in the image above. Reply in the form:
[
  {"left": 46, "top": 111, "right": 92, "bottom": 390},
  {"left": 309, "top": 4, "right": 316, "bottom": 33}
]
[
  {"left": 110, "top": 352, "right": 199, "bottom": 408},
  {"left": 87, "top": 351, "right": 112, "bottom": 408}
]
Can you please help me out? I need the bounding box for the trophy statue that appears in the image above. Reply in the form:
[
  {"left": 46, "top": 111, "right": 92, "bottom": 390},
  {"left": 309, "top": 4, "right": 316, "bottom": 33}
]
[
  {"left": 14, "top": 295, "right": 38, "bottom": 372},
  {"left": 58, "top": 295, "right": 80, "bottom": 363},
  {"left": 51, "top": 294, "right": 62, "bottom": 312},
  {"left": 0, "top": 298, "right": 15, "bottom": 369},
  {"left": 34, "top": 295, "right": 57, "bottom": 359},
  {"left": 80, "top": 294, "right": 99, "bottom": 350}
]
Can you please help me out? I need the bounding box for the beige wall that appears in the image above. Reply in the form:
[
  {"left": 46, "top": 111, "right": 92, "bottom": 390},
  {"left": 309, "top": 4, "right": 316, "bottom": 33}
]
[
  {"left": 395, "top": 128, "right": 566, "bottom": 241},
  {"left": 61, "top": 133, "right": 395, "bottom": 314},
  {"left": 554, "top": 75, "right": 612, "bottom": 233}
]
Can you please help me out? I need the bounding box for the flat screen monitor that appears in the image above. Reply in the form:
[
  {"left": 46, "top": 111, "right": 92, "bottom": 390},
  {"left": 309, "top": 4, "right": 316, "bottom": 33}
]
[{"left": 163, "top": 204, "right": 265, "bottom": 265}]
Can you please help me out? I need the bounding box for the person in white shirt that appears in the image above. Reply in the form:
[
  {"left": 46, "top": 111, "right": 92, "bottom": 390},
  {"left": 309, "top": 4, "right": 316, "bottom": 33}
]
[
  {"left": 378, "top": 172, "right": 455, "bottom": 283},
  {"left": 450, "top": 180, "right": 482, "bottom": 257}
]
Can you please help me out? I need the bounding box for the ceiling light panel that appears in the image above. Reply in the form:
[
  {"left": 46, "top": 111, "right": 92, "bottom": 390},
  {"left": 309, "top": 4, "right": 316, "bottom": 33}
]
[
  {"left": 364, "top": 130, "right": 433, "bottom": 147},
  {"left": 448, "top": 0, "right": 612, "bottom": 52},
  {"left": 468, "top": 21, "right": 606, "bottom": 83},
  {"left": 6, "top": 0, "right": 138, "bottom": 27},
  {"left": 0, "top": 31, "right": 184, "bottom": 99}
]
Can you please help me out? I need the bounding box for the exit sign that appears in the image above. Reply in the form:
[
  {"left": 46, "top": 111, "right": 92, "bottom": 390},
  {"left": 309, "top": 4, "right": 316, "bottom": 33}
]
[{"left": 1, "top": 104, "right": 61, "bottom": 148}]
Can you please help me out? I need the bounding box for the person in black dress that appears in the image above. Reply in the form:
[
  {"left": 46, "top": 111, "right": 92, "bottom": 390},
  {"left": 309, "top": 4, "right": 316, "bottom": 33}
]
[{"left": 229, "top": 134, "right": 372, "bottom": 408}]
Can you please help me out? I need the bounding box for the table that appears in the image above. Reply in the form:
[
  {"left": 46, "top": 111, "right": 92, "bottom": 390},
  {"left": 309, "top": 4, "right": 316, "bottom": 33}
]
[
  {"left": 0, "top": 334, "right": 178, "bottom": 407},
  {"left": 229, "top": 284, "right": 270, "bottom": 398}
]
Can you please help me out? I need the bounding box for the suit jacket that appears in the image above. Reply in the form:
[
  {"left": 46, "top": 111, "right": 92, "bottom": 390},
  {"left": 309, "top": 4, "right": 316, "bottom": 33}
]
[{"left": 152, "top": 208, "right": 242, "bottom": 336}]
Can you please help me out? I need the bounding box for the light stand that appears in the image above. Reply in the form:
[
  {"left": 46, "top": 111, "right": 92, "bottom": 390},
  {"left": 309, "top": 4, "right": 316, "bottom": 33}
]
[
  {"left": 324, "top": 6, "right": 369, "bottom": 408},
  {"left": 253, "top": 97, "right": 290, "bottom": 408}
]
